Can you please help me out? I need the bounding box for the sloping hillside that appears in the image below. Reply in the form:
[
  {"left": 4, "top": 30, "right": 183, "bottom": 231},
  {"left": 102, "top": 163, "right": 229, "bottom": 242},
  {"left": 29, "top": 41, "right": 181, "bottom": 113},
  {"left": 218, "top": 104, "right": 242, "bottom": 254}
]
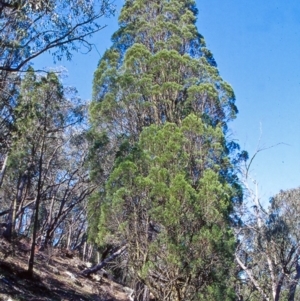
[{"left": 0, "top": 238, "right": 133, "bottom": 301}]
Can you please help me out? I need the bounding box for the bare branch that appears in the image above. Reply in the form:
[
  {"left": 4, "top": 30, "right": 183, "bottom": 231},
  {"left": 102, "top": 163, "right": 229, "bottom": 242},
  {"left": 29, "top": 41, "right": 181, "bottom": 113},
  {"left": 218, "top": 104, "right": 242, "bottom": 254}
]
[{"left": 81, "top": 245, "right": 127, "bottom": 277}]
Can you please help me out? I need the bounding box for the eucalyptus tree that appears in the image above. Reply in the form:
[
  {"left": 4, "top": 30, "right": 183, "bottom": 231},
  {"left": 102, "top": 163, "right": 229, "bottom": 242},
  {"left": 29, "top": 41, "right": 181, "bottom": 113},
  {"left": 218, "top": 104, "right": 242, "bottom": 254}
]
[
  {"left": 0, "top": 0, "right": 114, "bottom": 72},
  {"left": 0, "top": 0, "right": 114, "bottom": 192},
  {"left": 0, "top": 71, "right": 19, "bottom": 188},
  {"left": 236, "top": 187, "right": 300, "bottom": 301},
  {"left": 0, "top": 68, "right": 93, "bottom": 276},
  {"left": 38, "top": 130, "right": 94, "bottom": 251},
  {"left": 89, "top": 0, "right": 241, "bottom": 300}
]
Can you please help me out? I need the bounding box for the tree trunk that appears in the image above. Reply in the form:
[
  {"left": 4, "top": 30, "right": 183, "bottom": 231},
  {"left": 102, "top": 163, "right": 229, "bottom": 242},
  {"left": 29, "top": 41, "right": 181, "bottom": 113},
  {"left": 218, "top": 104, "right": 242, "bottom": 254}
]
[
  {"left": 73, "top": 233, "right": 87, "bottom": 251},
  {"left": 274, "top": 273, "right": 284, "bottom": 301},
  {"left": 67, "top": 223, "right": 72, "bottom": 250},
  {"left": 83, "top": 241, "right": 87, "bottom": 261},
  {"left": 28, "top": 138, "right": 45, "bottom": 277},
  {"left": 235, "top": 254, "right": 270, "bottom": 301},
  {"left": 0, "top": 152, "right": 8, "bottom": 188},
  {"left": 27, "top": 195, "right": 41, "bottom": 277},
  {"left": 87, "top": 243, "right": 93, "bottom": 261},
  {"left": 17, "top": 210, "right": 24, "bottom": 234},
  {"left": 3, "top": 199, "right": 17, "bottom": 242},
  {"left": 2, "top": 210, "right": 13, "bottom": 241},
  {"left": 40, "top": 196, "right": 55, "bottom": 250},
  {"left": 3, "top": 175, "right": 26, "bottom": 241},
  {"left": 288, "top": 263, "right": 300, "bottom": 301}
]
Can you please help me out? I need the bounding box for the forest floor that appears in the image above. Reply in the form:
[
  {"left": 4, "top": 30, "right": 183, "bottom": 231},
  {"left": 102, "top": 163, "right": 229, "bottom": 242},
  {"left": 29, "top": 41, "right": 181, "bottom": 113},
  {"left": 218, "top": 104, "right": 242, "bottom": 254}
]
[{"left": 0, "top": 238, "right": 132, "bottom": 301}]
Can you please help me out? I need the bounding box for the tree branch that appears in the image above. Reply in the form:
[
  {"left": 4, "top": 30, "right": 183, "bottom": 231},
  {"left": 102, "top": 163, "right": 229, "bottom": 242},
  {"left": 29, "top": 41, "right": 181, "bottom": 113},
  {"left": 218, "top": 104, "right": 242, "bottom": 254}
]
[
  {"left": 235, "top": 254, "right": 270, "bottom": 301},
  {"left": 81, "top": 245, "right": 127, "bottom": 277}
]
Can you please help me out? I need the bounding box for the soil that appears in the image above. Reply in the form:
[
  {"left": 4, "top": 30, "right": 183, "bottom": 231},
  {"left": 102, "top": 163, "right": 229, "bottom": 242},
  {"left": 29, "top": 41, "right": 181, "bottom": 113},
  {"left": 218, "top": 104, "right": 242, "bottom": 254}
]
[{"left": 0, "top": 238, "right": 132, "bottom": 301}]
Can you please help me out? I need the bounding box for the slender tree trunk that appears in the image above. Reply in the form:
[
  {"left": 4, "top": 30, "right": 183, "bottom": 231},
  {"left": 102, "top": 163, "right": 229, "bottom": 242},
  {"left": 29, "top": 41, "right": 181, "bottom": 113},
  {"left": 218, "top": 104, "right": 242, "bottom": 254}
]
[
  {"left": 235, "top": 254, "right": 270, "bottom": 301},
  {"left": 273, "top": 272, "right": 285, "bottom": 301},
  {"left": 87, "top": 243, "right": 93, "bottom": 261},
  {"left": 83, "top": 241, "right": 87, "bottom": 261},
  {"left": 17, "top": 210, "right": 24, "bottom": 233},
  {"left": 67, "top": 223, "right": 72, "bottom": 249},
  {"left": 54, "top": 231, "right": 65, "bottom": 248},
  {"left": 28, "top": 138, "right": 45, "bottom": 277},
  {"left": 73, "top": 232, "right": 87, "bottom": 251},
  {"left": 3, "top": 209, "right": 13, "bottom": 241},
  {"left": 40, "top": 197, "right": 55, "bottom": 250},
  {"left": 288, "top": 263, "right": 300, "bottom": 301},
  {"left": 0, "top": 152, "right": 8, "bottom": 188},
  {"left": 23, "top": 211, "right": 32, "bottom": 236},
  {"left": 28, "top": 194, "right": 41, "bottom": 277},
  {"left": 3, "top": 175, "right": 26, "bottom": 241},
  {"left": 11, "top": 197, "right": 17, "bottom": 251}
]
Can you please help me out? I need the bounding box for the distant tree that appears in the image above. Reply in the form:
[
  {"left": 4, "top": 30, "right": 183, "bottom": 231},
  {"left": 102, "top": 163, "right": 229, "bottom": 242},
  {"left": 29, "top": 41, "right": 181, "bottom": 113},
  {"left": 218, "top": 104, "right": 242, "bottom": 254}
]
[
  {"left": 0, "top": 0, "right": 114, "bottom": 192},
  {"left": 0, "top": 0, "right": 114, "bottom": 72},
  {"left": 235, "top": 178, "right": 300, "bottom": 301},
  {"left": 35, "top": 129, "right": 94, "bottom": 251},
  {"left": 0, "top": 71, "right": 20, "bottom": 188},
  {"left": 0, "top": 68, "right": 93, "bottom": 276},
  {"left": 89, "top": 0, "right": 242, "bottom": 300}
]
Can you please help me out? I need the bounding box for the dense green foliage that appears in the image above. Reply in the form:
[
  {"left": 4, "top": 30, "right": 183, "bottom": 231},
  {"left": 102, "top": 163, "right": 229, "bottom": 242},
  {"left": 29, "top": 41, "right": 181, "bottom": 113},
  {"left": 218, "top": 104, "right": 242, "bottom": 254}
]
[
  {"left": 89, "top": 0, "right": 241, "bottom": 300},
  {"left": 1, "top": 0, "right": 299, "bottom": 298},
  {"left": 98, "top": 116, "right": 237, "bottom": 300}
]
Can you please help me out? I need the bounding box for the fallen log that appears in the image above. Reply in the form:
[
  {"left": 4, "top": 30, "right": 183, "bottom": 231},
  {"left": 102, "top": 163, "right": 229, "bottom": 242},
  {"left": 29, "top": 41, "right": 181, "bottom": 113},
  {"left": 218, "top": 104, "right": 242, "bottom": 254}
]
[{"left": 81, "top": 244, "right": 127, "bottom": 277}]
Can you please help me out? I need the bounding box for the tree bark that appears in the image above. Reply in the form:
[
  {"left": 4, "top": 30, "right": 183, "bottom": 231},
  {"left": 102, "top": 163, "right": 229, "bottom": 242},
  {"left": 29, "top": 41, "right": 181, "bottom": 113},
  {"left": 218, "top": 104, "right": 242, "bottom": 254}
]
[
  {"left": 3, "top": 175, "right": 27, "bottom": 241},
  {"left": 28, "top": 137, "right": 45, "bottom": 277},
  {"left": 83, "top": 241, "right": 87, "bottom": 261},
  {"left": 27, "top": 194, "right": 41, "bottom": 277},
  {"left": 235, "top": 254, "right": 270, "bottom": 301},
  {"left": 0, "top": 152, "right": 8, "bottom": 188}
]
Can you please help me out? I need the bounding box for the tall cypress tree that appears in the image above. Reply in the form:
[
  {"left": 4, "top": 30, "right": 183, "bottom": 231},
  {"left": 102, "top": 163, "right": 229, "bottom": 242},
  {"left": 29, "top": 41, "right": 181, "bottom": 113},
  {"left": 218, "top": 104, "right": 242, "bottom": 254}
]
[{"left": 89, "top": 0, "right": 241, "bottom": 300}]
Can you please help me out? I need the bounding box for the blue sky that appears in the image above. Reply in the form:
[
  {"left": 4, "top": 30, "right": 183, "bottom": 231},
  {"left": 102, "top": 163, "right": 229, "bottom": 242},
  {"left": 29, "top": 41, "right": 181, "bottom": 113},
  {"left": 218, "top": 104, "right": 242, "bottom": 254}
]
[{"left": 34, "top": 0, "right": 300, "bottom": 204}]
